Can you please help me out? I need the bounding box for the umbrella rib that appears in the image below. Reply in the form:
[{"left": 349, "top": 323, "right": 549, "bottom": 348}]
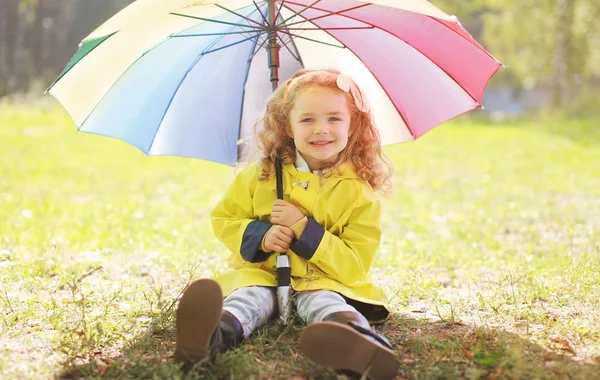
[
  {"left": 284, "top": 26, "right": 374, "bottom": 31},
  {"left": 201, "top": 32, "right": 265, "bottom": 56},
  {"left": 174, "top": 31, "right": 261, "bottom": 38},
  {"left": 213, "top": 3, "right": 267, "bottom": 28},
  {"left": 277, "top": 0, "right": 322, "bottom": 26},
  {"left": 276, "top": 34, "right": 301, "bottom": 61},
  {"left": 252, "top": 0, "right": 268, "bottom": 25},
  {"left": 280, "top": 3, "right": 371, "bottom": 28},
  {"left": 273, "top": 0, "right": 286, "bottom": 25},
  {"left": 170, "top": 12, "right": 264, "bottom": 30},
  {"left": 248, "top": 34, "right": 270, "bottom": 61},
  {"left": 278, "top": 30, "right": 345, "bottom": 48}
]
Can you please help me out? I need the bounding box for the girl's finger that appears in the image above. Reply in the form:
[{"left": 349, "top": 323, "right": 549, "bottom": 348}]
[
  {"left": 279, "top": 228, "right": 294, "bottom": 238},
  {"left": 275, "top": 232, "right": 292, "bottom": 244},
  {"left": 274, "top": 232, "right": 290, "bottom": 243}
]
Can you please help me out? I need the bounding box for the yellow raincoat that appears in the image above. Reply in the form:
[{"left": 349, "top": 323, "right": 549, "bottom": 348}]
[{"left": 211, "top": 161, "right": 389, "bottom": 322}]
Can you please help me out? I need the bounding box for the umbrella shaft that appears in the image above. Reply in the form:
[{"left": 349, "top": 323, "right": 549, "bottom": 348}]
[{"left": 267, "top": 0, "right": 280, "bottom": 90}]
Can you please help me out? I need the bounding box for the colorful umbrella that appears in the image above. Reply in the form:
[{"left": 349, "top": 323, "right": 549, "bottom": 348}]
[
  {"left": 47, "top": 0, "right": 501, "bottom": 166},
  {"left": 47, "top": 0, "right": 501, "bottom": 324}
]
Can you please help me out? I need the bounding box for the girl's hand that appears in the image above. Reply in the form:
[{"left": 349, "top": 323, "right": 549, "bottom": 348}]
[
  {"left": 271, "top": 200, "right": 304, "bottom": 228},
  {"left": 264, "top": 225, "right": 295, "bottom": 253}
]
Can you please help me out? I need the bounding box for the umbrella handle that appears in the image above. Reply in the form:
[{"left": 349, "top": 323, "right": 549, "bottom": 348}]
[
  {"left": 276, "top": 255, "right": 292, "bottom": 324},
  {"left": 275, "top": 157, "right": 283, "bottom": 200},
  {"left": 274, "top": 156, "right": 292, "bottom": 323}
]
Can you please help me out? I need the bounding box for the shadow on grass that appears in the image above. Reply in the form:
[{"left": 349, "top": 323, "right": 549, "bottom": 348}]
[{"left": 56, "top": 312, "right": 599, "bottom": 380}]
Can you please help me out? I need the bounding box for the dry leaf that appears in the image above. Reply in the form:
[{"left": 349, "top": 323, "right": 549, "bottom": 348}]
[
  {"left": 462, "top": 345, "right": 473, "bottom": 360},
  {"left": 549, "top": 335, "right": 576, "bottom": 355},
  {"left": 95, "top": 358, "right": 110, "bottom": 376},
  {"left": 255, "top": 357, "right": 264, "bottom": 364},
  {"left": 410, "top": 305, "right": 427, "bottom": 313}
]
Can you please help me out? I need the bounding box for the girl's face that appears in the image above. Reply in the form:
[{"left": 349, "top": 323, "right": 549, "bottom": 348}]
[{"left": 288, "top": 87, "right": 351, "bottom": 171}]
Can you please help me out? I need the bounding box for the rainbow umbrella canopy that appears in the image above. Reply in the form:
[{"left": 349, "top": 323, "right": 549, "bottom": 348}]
[{"left": 47, "top": 0, "right": 501, "bottom": 166}]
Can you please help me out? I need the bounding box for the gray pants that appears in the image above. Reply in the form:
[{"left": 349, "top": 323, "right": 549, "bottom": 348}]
[{"left": 223, "top": 286, "right": 371, "bottom": 339}]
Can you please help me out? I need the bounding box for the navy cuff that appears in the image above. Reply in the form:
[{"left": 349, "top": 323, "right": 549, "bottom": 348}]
[
  {"left": 241, "top": 221, "right": 272, "bottom": 262},
  {"left": 290, "top": 217, "right": 324, "bottom": 260}
]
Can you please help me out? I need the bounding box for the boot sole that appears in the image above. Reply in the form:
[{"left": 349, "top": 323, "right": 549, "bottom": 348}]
[
  {"left": 174, "top": 279, "right": 223, "bottom": 363},
  {"left": 299, "top": 322, "right": 399, "bottom": 380}
]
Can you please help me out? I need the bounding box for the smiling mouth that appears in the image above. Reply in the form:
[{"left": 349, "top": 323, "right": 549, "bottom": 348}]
[{"left": 309, "top": 141, "right": 333, "bottom": 146}]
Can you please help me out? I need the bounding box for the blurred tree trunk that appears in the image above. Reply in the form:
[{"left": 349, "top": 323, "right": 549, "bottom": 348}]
[
  {"left": 553, "top": 0, "right": 575, "bottom": 108},
  {"left": 31, "top": 0, "right": 45, "bottom": 74},
  {"left": 0, "top": 0, "right": 7, "bottom": 97},
  {"left": 46, "top": 0, "right": 72, "bottom": 81},
  {"left": 13, "top": 5, "right": 29, "bottom": 92},
  {"left": 1, "top": 0, "right": 19, "bottom": 95}
]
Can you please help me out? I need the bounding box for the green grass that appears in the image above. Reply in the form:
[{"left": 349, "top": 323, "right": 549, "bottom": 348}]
[{"left": 1, "top": 99, "right": 599, "bottom": 379}]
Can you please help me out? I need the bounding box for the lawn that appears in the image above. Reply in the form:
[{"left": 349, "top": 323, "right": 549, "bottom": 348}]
[{"left": 1, "top": 99, "right": 599, "bottom": 379}]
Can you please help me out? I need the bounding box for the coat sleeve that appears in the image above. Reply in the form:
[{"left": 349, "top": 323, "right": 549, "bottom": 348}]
[
  {"left": 211, "top": 164, "right": 273, "bottom": 263},
  {"left": 290, "top": 184, "right": 381, "bottom": 285}
]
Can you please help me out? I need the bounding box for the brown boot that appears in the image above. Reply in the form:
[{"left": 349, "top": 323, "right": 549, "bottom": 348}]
[
  {"left": 299, "top": 311, "right": 399, "bottom": 380},
  {"left": 174, "top": 279, "right": 223, "bottom": 364},
  {"left": 174, "top": 279, "right": 244, "bottom": 367}
]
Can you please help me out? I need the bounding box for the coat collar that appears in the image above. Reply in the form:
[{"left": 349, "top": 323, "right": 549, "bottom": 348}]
[{"left": 283, "top": 156, "right": 358, "bottom": 180}]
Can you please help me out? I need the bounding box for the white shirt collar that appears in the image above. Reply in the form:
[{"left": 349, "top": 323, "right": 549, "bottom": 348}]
[
  {"left": 294, "top": 150, "right": 312, "bottom": 173},
  {"left": 295, "top": 150, "right": 332, "bottom": 174}
]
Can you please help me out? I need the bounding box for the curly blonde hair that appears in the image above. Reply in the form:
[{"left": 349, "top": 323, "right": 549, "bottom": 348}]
[{"left": 254, "top": 68, "right": 392, "bottom": 193}]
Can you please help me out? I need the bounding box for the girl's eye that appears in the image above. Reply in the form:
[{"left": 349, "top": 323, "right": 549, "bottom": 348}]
[
  {"left": 301, "top": 118, "right": 313, "bottom": 123},
  {"left": 329, "top": 117, "right": 342, "bottom": 122}
]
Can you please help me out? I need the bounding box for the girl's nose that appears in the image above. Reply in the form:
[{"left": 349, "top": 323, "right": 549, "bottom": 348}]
[{"left": 313, "top": 121, "right": 330, "bottom": 134}]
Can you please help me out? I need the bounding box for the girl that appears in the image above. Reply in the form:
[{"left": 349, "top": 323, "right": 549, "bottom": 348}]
[{"left": 174, "top": 69, "right": 398, "bottom": 380}]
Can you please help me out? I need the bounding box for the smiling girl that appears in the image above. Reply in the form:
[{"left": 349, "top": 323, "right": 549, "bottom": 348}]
[{"left": 174, "top": 69, "right": 398, "bottom": 379}]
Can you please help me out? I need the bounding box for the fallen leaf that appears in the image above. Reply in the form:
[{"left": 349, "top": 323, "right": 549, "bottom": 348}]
[
  {"left": 549, "top": 335, "right": 576, "bottom": 355},
  {"left": 462, "top": 345, "right": 473, "bottom": 360},
  {"left": 410, "top": 305, "right": 427, "bottom": 313},
  {"left": 255, "top": 357, "right": 264, "bottom": 364},
  {"left": 95, "top": 358, "right": 110, "bottom": 376}
]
